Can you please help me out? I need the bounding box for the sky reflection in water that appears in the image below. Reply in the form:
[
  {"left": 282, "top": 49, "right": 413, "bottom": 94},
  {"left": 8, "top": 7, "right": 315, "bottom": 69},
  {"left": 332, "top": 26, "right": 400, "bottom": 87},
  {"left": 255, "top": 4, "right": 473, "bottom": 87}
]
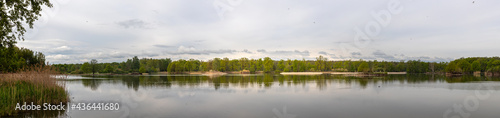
[{"left": 57, "top": 74, "right": 500, "bottom": 118}]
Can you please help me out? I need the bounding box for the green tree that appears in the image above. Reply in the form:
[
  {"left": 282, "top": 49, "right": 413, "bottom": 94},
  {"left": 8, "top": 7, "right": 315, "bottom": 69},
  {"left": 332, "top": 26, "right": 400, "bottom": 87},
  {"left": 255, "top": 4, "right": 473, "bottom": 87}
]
[
  {"left": 396, "top": 61, "right": 406, "bottom": 72},
  {"left": 249, "top": 65, "right": 256, "bottom": 73},
  {"left": 124, "top": 59, "right": 132, "bottom": 72},
  {"left": 212, "top": 58, "right": 221, "bottom": 71},
  {"left": 291, "top": 59, "right": 298, "bottom": 72},
  {"left": 457, "top": 60, "right": 472, "bottom": 74},
  {"left": 240, "top": 58, "right": 249, "bottom": 70},
  {"left": 263, "top": 57, "right": 273, "bottom": 73},
  {"left": 139, "top": 66, "right": 146, "bottom": 73},
  {"left": 230, "top": 59, "right": 240, "bottom": 71},
  {"left": 81, "top": 62, "right": 91, "bottom": 73},
  {"left": 103, "top": 64, "right": 114, "bottom": 73},
  {"left": 358, "top": 61, "right": 370, "bottom": 73},
  {"left": 90, "top": 59, "right": 99, "bottom": 76},
  {"left": 159, "top": 58, "right": 171, "bottom": 71},
  {"left": 132, "top": 56, "right": 140, "bottom": 71},
  {"left": 0, "top": 46, "right": 45, "bottom": 72},
  {"left": 492, "top": 60, "right": 500, "bottom": 67},
  {"left": 199, "top": 61, "right": 209, "bottom": 72},
  {"left": 185, "top": 61, "right": 192, "bottom": 72},
  {"left": 315, "top": 55, "right": 327, "bottom": 71},
  {"left": 471, "top": 60, "right": 481, "bottom": 72},
  {"left": 446, "top": 62, "right": 461, "bottom": 74},
  {"left": 167, "top": 61, "right": 176, "bottom": 73},
  {"left": 256, "top": 58, "right": 263, "bottom": 71},
  {"left": 175, "top": 59, "right": 186, "bottom": 72},
  {"left": 1, "top": 0, "right": 53, "bottom": 47},
  {"left": 299, "top": 59, "right": 305, "bottom": 72},
  {"left": 220, "top": 57, "right": 229, "bottom": 71},
  {"left": 277, "top": 60, "right": 285, "bottom": 71}
]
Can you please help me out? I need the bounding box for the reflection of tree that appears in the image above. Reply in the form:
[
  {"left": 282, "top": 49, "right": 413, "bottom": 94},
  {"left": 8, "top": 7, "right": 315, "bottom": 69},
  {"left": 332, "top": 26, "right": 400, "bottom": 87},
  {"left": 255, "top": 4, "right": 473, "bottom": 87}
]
[
  {"left": 122, "top": 76, "right": 140, "bottom": 91},
  {"left": 358, "top": 79, "right": 368, "bottom": 89},
  {"left": 213, "top": 78, "right": 221, "bottom": 90},
  {"left": 121, "top": 76, "right": 174, "bottom": 91},
  {"left": 263, "top": 74, "right": 274, "bottom": 88},
  {"left": 445, "top": 75, "right": 500, "bottom": 83},
  {"left": 79, "top": 74, "right": 500, "bottom": 91},
  {"left": 81, "top": 79, "right": 102, "bottom": 91},
  {"left": 316, "top": 76, "right": 327, "bottom": 91}
]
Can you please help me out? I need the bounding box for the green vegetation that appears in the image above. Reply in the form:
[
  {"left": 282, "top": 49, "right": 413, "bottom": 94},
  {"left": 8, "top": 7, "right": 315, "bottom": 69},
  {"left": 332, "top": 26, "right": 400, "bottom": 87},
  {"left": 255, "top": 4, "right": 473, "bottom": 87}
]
[
  {"left": 53, "top": 55, "right": 451, "bottom": 74},
  {"left": 0, "top": 46, "right": 46, "bottom": 72},
  {"left": 0, "top": 0, "right": 68, "bottom": 116},
  {"left": 1, "top": 0, "right": 52, "bottom": 47},
  {"left": 1, "top": 0, "right": 52, "bottom": 73},
  {"left": 357, "top": 61, "right": 370, "bottom": 73},
  {"left": 52, "top": 56, "right": 500, "bottom": 76},
  {"left": 0, "top": 65, "right": 68, "bottom": 116},
  {"left": 76, "top": 74, "right": 500, "bottom": 92},
  {"left": 446, "top": 57, "right": 500, "bottom": 75},
  {"left": 54, "top": 56, "right": 172, "bottom": 74}
]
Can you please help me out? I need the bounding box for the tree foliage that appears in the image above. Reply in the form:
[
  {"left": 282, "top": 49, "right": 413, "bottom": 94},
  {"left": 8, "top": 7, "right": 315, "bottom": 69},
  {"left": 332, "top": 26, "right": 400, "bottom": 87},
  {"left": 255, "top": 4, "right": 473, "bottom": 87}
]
[
  {"left": 357, "top": 61, "right": 370, "bottom": 73},
  {"left": 263, "top": 57, "right": 273, "bottom": 73},
  {"left": 315, "top": 55, "right": 328, "bottom": 71},
  {"left": 1, "top": 0, "right": 52, "bottom": 47},
  {"left": 471, "top": 60, "right": 481, "bottom": 72},
  {"left": 0, "top": 1, "right": 51, "bottom": 72},
  {"left": 90, "top": 59, "right": 99, "bottom": 76},
  {"left": 0, "top": 46, "right": 45, "bottom": 72},
  {"left": 53, "top": 56, "right": 500, "bottom": 76},
  {"left": 80, "top": 62, "right": 90, "bottom": 73},
  {"left": 446, "top": 61, "right": 461, "bottom": 74}
]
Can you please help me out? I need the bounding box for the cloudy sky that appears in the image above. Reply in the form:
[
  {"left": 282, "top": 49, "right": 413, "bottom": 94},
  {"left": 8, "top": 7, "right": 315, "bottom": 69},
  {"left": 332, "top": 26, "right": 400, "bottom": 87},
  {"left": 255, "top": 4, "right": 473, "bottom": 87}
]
[{"left": 17, "top": 0, "right": 500, "bottom": 64}]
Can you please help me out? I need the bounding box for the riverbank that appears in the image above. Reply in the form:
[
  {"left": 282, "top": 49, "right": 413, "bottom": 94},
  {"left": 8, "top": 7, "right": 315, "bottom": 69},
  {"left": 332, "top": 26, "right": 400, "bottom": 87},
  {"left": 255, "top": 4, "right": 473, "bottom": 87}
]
[
  {"left": 0, "top": 66, "right": 69, "bottom": 116},
  {"left": 280, "top": 72, "right": 324, "bottom": 75},
  {"left": 280, "top": 72, "right": 406, "bottom": 76},
  {"left": 73, "top": 71, "right": 409, "bottom": 76}
]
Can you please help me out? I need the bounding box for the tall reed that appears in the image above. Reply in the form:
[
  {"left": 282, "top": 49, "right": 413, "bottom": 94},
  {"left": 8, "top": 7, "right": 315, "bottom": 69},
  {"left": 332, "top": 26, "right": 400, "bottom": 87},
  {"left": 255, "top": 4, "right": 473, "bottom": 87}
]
[{"left": 0, "top": 64, "right": 69, "bottom": 116}]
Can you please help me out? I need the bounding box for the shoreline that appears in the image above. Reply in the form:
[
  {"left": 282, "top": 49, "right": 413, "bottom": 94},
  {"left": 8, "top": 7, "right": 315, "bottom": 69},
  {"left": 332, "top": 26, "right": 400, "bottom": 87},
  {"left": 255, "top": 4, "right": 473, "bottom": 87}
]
[{"left": 64, "top": 71, "right": 410, "bottom": 76}]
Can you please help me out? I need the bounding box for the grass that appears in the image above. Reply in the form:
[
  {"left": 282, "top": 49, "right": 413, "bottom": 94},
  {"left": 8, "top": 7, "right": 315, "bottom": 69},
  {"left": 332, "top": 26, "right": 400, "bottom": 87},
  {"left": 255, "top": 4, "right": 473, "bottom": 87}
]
[{"left": 0, "top": 65, "right": 69, "bottom": 116}]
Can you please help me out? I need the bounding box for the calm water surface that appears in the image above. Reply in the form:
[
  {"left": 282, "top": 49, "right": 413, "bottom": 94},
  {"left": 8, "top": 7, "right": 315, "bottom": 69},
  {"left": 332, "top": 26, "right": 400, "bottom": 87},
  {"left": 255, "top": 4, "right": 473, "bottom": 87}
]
[{"left": 27, "top": 74, "right": 500, "bottom": 117}]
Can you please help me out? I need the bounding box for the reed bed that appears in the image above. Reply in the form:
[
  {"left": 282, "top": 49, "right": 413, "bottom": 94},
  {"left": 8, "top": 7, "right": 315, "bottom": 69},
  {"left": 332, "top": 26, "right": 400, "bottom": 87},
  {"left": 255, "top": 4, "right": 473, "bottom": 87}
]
[{"left": 0, "top": 65, "right": 69, "bottom": 116}]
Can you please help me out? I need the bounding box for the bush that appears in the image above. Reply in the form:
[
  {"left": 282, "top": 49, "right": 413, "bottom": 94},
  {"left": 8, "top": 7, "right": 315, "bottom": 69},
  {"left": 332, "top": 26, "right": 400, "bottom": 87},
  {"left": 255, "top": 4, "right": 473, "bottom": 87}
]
[
  {"left": 70, "top": 69, "right": 83, "bottom": 74},
  {"left": 139, "top": 67, "right": 146, "bottom": 73},
  {"left": 113, "top": 69, "right": 127, "bottom": 74},
  {"left": 249, "top": 66, "right": 256, "bottom": 74},
  {"left": 274, "top": 70, "right": 281, "bottom": 74}
]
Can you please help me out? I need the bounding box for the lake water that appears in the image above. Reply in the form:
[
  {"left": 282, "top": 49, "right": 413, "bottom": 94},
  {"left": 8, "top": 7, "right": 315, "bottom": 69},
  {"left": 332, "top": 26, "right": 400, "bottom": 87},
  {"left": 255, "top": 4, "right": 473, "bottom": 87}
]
[{"left": 18, "top": 74, "right": 500, "bottom": 118}]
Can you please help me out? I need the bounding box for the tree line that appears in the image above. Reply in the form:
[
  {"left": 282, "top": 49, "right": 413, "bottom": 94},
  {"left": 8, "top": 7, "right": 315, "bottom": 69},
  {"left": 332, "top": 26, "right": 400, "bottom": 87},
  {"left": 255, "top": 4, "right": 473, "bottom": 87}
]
[
  {"left": 165, "top": 56, "right": 449, "bottom": 73},
  {"left": 445, "top": 57, "right": 500, "bottom": 74},
  {"left": 53, "top": 56, "right": 172, "bottom": 74},
  {"left": 0, "top": 46, "right": 46, "bottom": 72},
  {"left": 54, "top": 55, "right": 483, "bottom": 74}
]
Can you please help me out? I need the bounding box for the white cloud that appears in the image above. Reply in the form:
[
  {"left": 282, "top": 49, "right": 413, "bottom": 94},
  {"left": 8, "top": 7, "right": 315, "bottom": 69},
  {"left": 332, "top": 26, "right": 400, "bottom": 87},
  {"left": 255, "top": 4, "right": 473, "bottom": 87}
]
[
  {"left": 53, "top": 46, "right": 71, "bottom": 51},
  {"left": 47, "top": 54, "right": 70, "bottom": 60},
  {"left": 177, "top": 46, "right": 197, "bottom": 52}
]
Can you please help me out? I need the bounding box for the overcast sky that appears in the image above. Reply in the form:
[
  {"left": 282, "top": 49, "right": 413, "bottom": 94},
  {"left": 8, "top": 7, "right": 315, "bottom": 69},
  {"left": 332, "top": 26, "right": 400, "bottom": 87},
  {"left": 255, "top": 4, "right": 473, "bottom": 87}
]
[{"left": 16, "top": 0, "right": 500, "bottom": 64}]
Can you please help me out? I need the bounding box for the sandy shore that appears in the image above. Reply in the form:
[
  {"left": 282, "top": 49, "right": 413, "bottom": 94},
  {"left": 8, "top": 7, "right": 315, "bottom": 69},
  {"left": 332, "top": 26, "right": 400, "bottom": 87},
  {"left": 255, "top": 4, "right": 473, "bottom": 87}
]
[
  {"left": 281, "top": 72, "right": 406, "bottom": 76},
  {"left": 387, "top": 72, "right": 407, "bottom": 74},
  {"left": 201, "top": 71, "right": 227, "bottom": 76},
  {"left": 330, "top": 72, "right": 362, "bottom": 75},
  {"left": 280, "top": 72, "right": 323, "bottom": 75}
]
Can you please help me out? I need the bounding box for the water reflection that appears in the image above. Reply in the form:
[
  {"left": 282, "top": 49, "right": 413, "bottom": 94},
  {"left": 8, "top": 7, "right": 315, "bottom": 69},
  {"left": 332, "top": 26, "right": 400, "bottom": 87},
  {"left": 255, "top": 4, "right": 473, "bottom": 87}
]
[
  {"left": 72, "top": 74, "right": 500, "bottom": 91},
  {"left": 48, "top": 74, "right": 500, "bottom": 118}
]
